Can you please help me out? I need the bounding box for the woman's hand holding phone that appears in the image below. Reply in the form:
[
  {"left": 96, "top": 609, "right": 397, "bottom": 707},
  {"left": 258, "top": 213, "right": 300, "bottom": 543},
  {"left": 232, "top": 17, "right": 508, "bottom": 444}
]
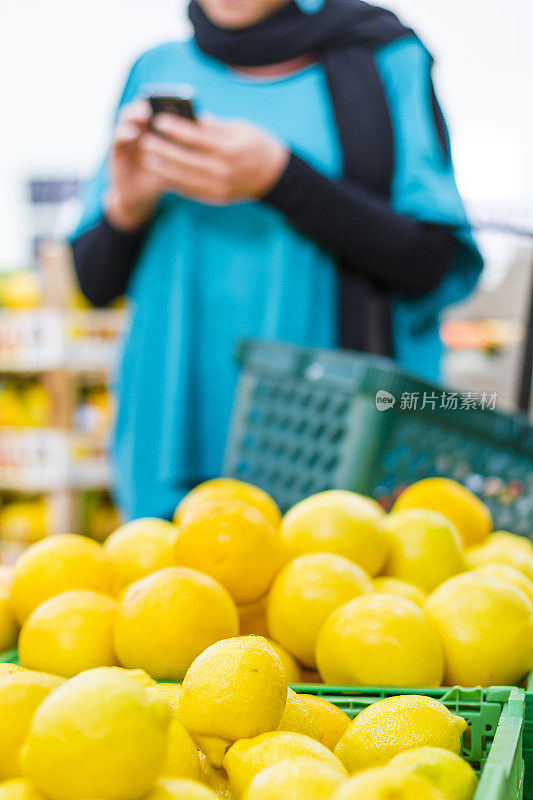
[
  {"left": 106, "top": 101, "right": 167, "bottom": 230},
  {"left": 140, "top": 113, "right": 289, "bottom": 204},
  {"left": 106, "top": 100, "right": 289, "bottom": 225}
]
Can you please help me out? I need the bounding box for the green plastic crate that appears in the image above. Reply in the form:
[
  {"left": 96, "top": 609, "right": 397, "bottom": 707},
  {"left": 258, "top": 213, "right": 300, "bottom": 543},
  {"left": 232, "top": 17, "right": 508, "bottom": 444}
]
[
  {"left": 224, "top": 339, "right": 533, "bottom": 535},
  {"left": 0, "top": 648, "right": 18, "bottom": 665},
  {"left": 523, "top": 672, "right": 533, "bottom": 797},
  {"left": 292, "top": 684, "right": 525, "bottom": 800}
]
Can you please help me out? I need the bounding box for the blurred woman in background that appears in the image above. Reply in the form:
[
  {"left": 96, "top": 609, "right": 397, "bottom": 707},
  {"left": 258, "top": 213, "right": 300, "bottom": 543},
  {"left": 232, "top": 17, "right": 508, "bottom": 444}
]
[{"left": 71, "top": 0, "right": 483, "bottom": 519}]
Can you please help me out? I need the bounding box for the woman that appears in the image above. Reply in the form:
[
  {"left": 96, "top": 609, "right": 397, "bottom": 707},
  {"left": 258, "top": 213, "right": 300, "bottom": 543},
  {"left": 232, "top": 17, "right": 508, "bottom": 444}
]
[{"left": 72, "top": 0, "right": 483, "bottom": 520}]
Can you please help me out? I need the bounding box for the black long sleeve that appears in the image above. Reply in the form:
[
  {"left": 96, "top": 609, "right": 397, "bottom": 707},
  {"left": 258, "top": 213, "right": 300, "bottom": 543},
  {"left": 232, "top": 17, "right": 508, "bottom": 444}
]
[
  {"left": 71, "top": 215, "right": 149, "bottom": 307},
  {"left": 263, "top": 153, "right": 457, "bottom": 297},
  {"left": 72, "top": 152, "right": 456, "bottom": 308}
]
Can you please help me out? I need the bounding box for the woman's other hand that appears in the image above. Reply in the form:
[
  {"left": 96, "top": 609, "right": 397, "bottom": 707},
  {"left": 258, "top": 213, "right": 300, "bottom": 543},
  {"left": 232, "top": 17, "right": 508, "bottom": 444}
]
[
  {"left": 140, "top": 114, "right": 289, "bottom": 204},
  {"left": 106, "top": 101, "right": 166, "bottom": 230}
]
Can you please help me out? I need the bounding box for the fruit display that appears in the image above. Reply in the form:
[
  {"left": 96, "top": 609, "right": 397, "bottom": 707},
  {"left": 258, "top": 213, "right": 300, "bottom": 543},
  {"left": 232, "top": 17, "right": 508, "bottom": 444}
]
[
  {"left": 0, "top": 492, "right": 120, "bottom": 556},
  {"left": 0, "top": 653, "right": 486, "bottom": 800},
  {"left": 0, "top": 260, "right": 125, "bottom": 546},
  {"left": 72, "top": 387, "right": 114, "bottom": 437},
  {"left": 0, "top": 497, "right": 49, "bottom": 546},
  {"left": 2, "top": 476, "right": 533, "bottom": 689},
  {"left": 0, "top": 273, "right": 43, "bottom": 312},
  {"left": 0, "top": 382, "right": 52, "bottom": 428},
  {"left": 0, "top": 475, "right": 530, "bottom": 798}
]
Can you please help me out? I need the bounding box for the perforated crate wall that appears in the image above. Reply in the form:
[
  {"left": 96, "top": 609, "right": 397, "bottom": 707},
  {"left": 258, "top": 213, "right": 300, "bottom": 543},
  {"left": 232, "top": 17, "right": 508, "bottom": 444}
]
[{"left": 224, "top": 340, "right": 533, "bottom": 536}]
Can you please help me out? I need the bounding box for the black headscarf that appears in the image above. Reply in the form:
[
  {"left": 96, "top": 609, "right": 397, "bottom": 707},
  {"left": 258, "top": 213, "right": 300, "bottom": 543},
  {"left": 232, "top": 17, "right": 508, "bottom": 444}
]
[
  {"left": 189, "top": 0, "right": 428, "bottom": 355},
  {"left": 189, "top": 0, "right": 414, "bottom": 66}
]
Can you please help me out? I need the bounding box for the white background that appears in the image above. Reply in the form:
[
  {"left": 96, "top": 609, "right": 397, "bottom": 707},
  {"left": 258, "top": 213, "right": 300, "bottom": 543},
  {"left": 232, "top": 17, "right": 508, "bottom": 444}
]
[{"left": 1, "top": 0, "right": 532, "bottom": 266}]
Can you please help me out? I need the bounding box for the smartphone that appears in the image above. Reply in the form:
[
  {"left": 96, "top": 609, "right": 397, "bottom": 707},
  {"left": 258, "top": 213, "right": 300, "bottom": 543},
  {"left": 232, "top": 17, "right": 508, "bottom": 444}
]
[{"left": 148, "top": 86, "right": 197, "bottom": 123}]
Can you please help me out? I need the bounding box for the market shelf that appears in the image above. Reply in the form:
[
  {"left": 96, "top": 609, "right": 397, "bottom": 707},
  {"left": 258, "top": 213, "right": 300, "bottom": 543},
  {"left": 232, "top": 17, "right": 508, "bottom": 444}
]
[
  {"left": 0, "top": 427, "right": 111, "bottom": 492},
  {"left": 0, "top": 309, "right": 127, "bottom": 374}
]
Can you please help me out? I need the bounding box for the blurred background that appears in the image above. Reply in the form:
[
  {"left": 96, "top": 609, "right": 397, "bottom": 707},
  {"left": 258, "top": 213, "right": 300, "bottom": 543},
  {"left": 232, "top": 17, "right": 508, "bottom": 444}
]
[{"left": 0, "top": 0, "right": 531, "bottom": 550}]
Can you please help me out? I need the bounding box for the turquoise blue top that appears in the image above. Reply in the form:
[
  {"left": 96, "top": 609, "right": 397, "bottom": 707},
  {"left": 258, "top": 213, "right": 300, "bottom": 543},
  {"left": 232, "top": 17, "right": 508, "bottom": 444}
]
[{"left": 73, "top": 36, "right": 482, "bottom": 519}]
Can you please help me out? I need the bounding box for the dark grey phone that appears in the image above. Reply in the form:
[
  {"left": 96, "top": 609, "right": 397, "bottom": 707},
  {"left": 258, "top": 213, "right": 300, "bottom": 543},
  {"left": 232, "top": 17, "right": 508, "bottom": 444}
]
[{"left": 148, "top": 87, "right": 197, "bottom": 122}]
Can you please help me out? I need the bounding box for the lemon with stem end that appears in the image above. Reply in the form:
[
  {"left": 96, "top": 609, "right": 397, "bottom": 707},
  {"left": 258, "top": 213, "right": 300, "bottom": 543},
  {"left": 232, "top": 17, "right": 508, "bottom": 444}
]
[{"left": 179, "top": 636, "right": 287, "bottom": 767}]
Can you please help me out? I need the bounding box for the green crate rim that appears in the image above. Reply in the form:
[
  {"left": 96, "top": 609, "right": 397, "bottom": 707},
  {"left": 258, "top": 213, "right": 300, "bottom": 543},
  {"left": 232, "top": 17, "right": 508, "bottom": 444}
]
[
  {"left": 0, "top": 648, "right": 18, "bottom": 664},
  {"left": 291, "top": 683, "right": 524, "bottom": 800}
]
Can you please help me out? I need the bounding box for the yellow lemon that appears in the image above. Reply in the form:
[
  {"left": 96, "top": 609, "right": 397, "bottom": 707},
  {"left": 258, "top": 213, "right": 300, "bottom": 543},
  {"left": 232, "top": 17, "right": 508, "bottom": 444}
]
[
  {"left": 144, "top": 778, "right": 218, "bottom": 800},
  {"left": 239, "top": 597, "right": 269, "bottom": 638},
  {"left": 0, "top": 588, "right": 18, "bottom": 652},
  {"left": 372, "top": 578, "right": 426, "bottom": 607},
  {"left": 470, "top": 563, "right": 533, "bottom": 604},
  {"left": 331, "top": 766, "right": 446, "bottom": 800},
  {"left": 0, "top": 665, "right": 24, "bottom": 679},
  {"left": 199, "top": 753, "right": 234, "bottom": 800},
  {"left": 465, "top": 542, "right": 533, "bottom": 581},
  {"left": 426, "top": 572, "right": 533, "bottom": 686},
  {"left": 0, "top": 272, "right": 42, "bottom": 311},
  {"left": 382, "top": 511, "right": 466, "bottom": 592},
  {"left": 224, "top": 732, "right": 347, "bottom": 797},
  {"left": 392, "top": 478, "right": 491, "bottom": 548},
  {"left": 147, "top": 683, "right": 200, "bottom": 780},
  {"left": 96, "top": 666, "right": 156, "bottom": 687},
  {"left": 267, "top": 553, "right": 373, "bottom": 668},
  {"left": 0, "top": 500, "right": 47, "bottom": 545},
  {"left": 104, "top": 518, "right": 177, "bottom": 587},
  {"left": 316, "top": 594, "right": 443, "bottom": 687},
  {"left": 21, "top": 668, "right": 170, "bottom": 800},
  {"left": 335, "top": 695, "right": 466, "bottom": 773},
  {"left": 175, "top": 479, "right": 281, "bottom": 530},
  {"left": 267, "top": 641, "right": 302, "bottom": 683},
  {"left": 389, "top": 747, "right": 478, "bottom": 800},
  {"left": 175, "top": 499, "right": 285, "bottom": 605},
  {"left": 0, "top": 779, "right": 47, "bottom": 800},
  {"left": 280, "top": 492, "right": 387, "bottom": 576},
  {"left": 10, "top": 534, "right": 116, "bottom": 623},
  {"left": 18, "top": 590, "right": 117, "bottom": 678},
  {"left": 0, "top": 671, "right": 63, "bottom": 779},
  {"left": 298, "top": 695, "right": 351, "bottom": 750},
  {"left": 278, "top": 689, "right": 319, "bottom": 739},
  {"left": 242, "top": 757, "right": 345, "bottom": 800},
  {"left": 161, "top": 713, "right": 201, "bottom": 780},
  {"left": 114, "top": 567, "right": 239, "bottom": 681},
  {"left": 149, "top": 683, "right": 183, "bottom": 712},
  {"left": 179, "top": 636, "right": 287, "bottom": 767},
  {"left": 487, "top": 531, "right": 533, "bottom": 554}
]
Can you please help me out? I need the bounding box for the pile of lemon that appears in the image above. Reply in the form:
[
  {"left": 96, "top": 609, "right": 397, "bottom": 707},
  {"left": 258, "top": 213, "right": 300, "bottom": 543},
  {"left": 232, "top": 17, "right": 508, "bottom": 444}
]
[
  {"left": 0, "top": 637, "right": 475, "bottom": 800},
  {"left": 0, "top": 475, "right": 531, "bottom": 797},
  {"left": 2, "top": 476, "right": 533, "bottom": 690}
]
